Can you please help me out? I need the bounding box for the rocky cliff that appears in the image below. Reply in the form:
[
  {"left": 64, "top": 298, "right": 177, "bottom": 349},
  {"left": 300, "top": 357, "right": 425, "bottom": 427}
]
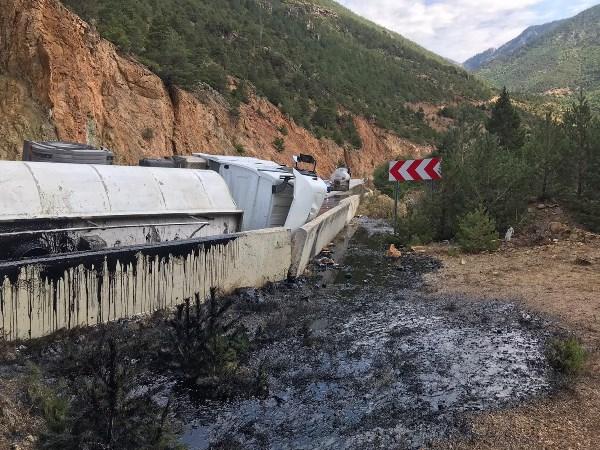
[{"left": 0, "top": 0, "right": 431, "bottom": 176}]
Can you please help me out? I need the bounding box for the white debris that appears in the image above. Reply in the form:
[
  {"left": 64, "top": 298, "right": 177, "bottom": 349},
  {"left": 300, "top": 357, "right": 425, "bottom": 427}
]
[{"left": 505, "top": 227, "right": 514, "bottom": 242}]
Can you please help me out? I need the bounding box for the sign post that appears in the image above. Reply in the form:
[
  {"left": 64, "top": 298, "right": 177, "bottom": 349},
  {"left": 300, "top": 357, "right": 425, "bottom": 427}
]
[
  {"left": 388, "top": 158, "right": 442, "bottom": 235},
  {"left": 393, "top": 181, "right": 399, "bottom": 235}
]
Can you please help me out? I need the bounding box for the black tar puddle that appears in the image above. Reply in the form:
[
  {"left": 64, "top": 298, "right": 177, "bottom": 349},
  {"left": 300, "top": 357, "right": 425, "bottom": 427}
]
[{"left": 180, "top": 218, "right": 555, "bottom": 449}]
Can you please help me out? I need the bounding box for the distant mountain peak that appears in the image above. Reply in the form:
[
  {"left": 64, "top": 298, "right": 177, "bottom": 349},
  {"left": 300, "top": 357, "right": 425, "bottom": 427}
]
[
  {"left": 462, "top": 48, "right": 496, "bottom": 71},
  {"left": 463, "top": 19, "right": 565, "bottom": 71},
  {"left": 463, "top": 3, "right": 600, "bottom": 107}
]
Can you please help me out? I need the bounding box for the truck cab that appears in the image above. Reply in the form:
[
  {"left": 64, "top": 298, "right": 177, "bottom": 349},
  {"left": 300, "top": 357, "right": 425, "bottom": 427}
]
[{"left": 195, "top": 154, "right": 327, "bottom": 231}]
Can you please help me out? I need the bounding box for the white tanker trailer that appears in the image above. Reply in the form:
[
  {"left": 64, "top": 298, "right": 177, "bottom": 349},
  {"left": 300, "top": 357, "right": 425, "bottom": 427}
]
[{"left": 0, "top": 161, "right": 243, "bottom": 261}]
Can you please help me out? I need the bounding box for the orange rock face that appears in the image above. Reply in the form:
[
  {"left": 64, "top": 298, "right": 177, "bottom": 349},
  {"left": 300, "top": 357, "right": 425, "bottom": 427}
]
[{"left": 0, "top": 0, "right": 432, "bottom": 177}]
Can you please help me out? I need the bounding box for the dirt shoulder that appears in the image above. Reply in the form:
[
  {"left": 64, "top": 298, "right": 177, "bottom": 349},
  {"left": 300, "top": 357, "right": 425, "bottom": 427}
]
[{"left": 425, "top": 231, "right": 600, "bottom": 449}]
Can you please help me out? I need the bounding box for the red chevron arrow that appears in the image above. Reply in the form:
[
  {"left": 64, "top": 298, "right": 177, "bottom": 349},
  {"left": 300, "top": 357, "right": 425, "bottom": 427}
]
[
  {"left": 389, "top": 161, "right": 404, "bottom": 181},
  {"left": 407, "top": 160, "right": 420, "bottom": 180},
  {"left": 424, "top": 158, "right": 441, "bottom": 180}
]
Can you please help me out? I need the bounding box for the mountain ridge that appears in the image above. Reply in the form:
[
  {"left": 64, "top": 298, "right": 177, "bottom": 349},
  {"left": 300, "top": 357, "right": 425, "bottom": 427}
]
[
  {"left": 463, "top": 19, "right": 566, "bottom": 71},
  {"left": 59, "top": 0, "right": 489, "bottom": 145},
  {"left": 465, "top": 4, "right": 600, "bottom": 107}
]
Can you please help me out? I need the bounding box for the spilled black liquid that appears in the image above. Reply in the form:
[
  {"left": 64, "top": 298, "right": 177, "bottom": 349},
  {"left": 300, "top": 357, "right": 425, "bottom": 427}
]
[{"left": 179, "top": 219, "right": 555, "bottom": 449}]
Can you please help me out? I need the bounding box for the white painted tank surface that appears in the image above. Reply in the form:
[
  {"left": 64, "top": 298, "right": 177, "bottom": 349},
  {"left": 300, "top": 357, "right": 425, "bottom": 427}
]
[
  {"left": 195, "top": 154, "right": 327, "bottom": 231},
  {"left": 0, "top": 161, "right": 243, "bottom": 260}
]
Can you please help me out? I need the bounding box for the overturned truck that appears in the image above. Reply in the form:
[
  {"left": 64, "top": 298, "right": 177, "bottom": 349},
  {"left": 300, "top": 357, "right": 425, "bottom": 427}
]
[
  {"left": 0, "top": 161, "right": 243, "bottom": 261},
  {"left": 197, "top": 153, "right": 327, "bottom": 231},
  {"left": 0, "top": 152, "right": 348, "bottom": 340}
]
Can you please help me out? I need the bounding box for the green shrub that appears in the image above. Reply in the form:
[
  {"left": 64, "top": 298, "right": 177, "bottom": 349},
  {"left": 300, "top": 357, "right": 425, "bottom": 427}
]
[
  {"left": 141, "top": 127, "right": 154, "bottom": 141},
  {"left": 26, "top": 364, "right": 69, "bottom": 435},
  {"left": 276, "top": 125, "right": 288, "bottom": 136},
  {"left": 566, "top": 196, "right": 600, "bottom": 233},
  {"left": 546, "top": 337, "right": 586, "bottom": 377},
  {"left": 273, "top": 137, "right": 285, "bottom": 153},
  {"left": 382, "top": 233, "right": 405, "bottom": 248},
  {"left": 456, "top": 208, "right": 500, "bottom": 253},
  {"left": 395, "top": 207, "right": 436, "bottom": 246},
  {"left": 26, "top": 340, "right": 182, "bottom": 450},
  {"left": 233, "top": 142, "right": 246, "bottom": 155}
]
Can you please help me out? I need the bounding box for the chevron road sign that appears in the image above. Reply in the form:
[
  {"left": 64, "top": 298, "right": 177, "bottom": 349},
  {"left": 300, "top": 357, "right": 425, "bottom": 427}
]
[{"left": 389, "top": 158, "right": 442, "bottom": 182}]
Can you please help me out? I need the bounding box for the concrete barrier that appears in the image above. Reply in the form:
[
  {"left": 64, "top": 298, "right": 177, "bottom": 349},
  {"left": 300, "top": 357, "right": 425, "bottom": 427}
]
[
  {"left": 342, "top": 195, "right": 361, "bottom": 223},
  {"left": 0, "top": 193, "right": 361, "bottom": 340},
  {"left": 0, "top": 228, "right": 291, "bottom": 340},
  {"left": 289, "top": 195, "right": 361, "bottom": 278}
]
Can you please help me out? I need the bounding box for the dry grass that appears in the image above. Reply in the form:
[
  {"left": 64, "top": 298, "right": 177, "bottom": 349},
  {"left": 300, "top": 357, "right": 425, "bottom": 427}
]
[{"left": 357, "top": 191, "right": 396, "bottom": 220}]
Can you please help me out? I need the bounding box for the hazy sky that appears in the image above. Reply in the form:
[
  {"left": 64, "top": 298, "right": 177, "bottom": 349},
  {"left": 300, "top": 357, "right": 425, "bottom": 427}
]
[{"left": 337, "top": 0, "right": 599, "bottom": 62}]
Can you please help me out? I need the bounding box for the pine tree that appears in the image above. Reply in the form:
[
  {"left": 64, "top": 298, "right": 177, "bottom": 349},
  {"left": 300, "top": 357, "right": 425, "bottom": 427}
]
[
  {"left": 313, "top": 102, "right": 337, "bottom": 130},
  {"left": 564, "top": 90, "right": 592, "bottom": 197},
  {"left": 487, "top": 87, "right": 524, "bottom": 151},
  {"left": 526, "top": 110, "right": 565, "bottom": 199}
]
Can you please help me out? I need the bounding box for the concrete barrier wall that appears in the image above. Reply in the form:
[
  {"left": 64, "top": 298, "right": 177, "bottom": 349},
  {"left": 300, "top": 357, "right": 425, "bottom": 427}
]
[
  {"left": 289, "top": 195, "right": 361, "bottom": 278},
  {"left": 343, "top": 195, "right": 361, "bottom": 223},
  {"left": 0, "top": 193, "right": 361, "bottom": 340},
  {"left": 0, "top": 228, "right": 291, "bottom": 340}
]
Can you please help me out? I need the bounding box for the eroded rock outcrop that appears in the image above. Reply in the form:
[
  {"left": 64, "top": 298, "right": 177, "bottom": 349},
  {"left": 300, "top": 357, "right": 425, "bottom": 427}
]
[
  {"left": 0, "top": 0, "right": 431, "bottom": 176},
  {"left": 0, "top": 75, "right": 55, "bottom": 160}
]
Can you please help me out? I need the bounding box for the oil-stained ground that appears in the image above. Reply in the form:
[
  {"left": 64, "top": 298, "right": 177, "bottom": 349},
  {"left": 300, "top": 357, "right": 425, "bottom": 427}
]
[
  {"left": 180, "top": 219, "right": 558, "bottom": 449},
  {"left": 0, "top": 219, "right": 564, "bottom": 450}
]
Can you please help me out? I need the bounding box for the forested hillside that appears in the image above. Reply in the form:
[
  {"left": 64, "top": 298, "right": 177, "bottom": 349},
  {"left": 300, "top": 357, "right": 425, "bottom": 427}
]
[
  {"left": 468, "top": 5, "right": 600, "bottom": 108},
  {"left": 61, "top": 0, "right": 489, "bottom": 145},
  {"left": 376, "top": 88, "right": 600, "bottom": 249}
]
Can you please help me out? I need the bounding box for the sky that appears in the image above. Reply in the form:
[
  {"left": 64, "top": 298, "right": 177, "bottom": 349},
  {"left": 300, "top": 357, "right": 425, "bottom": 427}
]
[{"left": 337, "top": 0, "right": 599, "bottom": 62}]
